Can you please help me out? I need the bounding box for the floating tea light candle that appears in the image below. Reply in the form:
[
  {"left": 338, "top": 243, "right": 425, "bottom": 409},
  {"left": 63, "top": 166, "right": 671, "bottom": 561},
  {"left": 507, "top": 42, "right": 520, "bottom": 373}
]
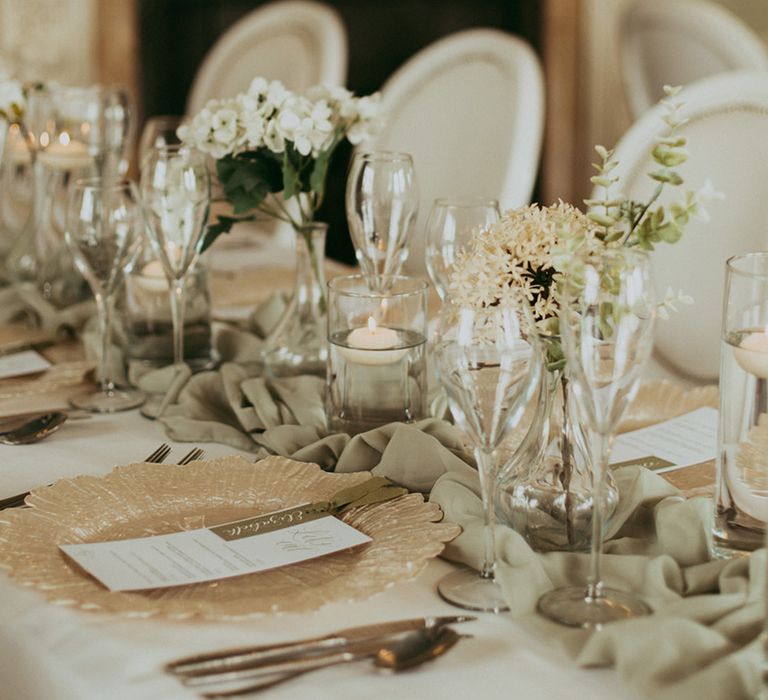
[{"left": 340, "top": 316, "right": 407, "bottom": 366}]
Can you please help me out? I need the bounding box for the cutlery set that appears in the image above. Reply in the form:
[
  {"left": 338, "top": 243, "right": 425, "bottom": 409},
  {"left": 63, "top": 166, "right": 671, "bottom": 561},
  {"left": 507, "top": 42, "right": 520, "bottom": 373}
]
[{"left": 166, "top": 615, "right": 475, "bottom": 697}]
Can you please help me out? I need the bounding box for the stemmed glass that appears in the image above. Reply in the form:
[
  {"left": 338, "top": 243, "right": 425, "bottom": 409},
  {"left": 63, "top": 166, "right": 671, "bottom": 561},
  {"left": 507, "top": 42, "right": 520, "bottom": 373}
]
[
  {"left": 425, "top": 196, "right": 500, "bottom": 300},
  {"left": 435, "top": 297, "right": 542, "bottom": 612},
  {"left": 65, "top": 179, "right": 145, "bottom": 412},
  {"left": 537, "top": 247, "right": 656, "bottom": 627},
  {"left": 345, "top": 151, "right": 418, "bottom": 292},
  {"left": 140, "top": 145, "right": 211, "bottom": 365}
]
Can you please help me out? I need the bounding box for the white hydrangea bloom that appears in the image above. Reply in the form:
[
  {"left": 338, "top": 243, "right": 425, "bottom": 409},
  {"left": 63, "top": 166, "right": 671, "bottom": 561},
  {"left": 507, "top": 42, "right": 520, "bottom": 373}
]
[{"left": 179, "top": 77, "right": 383, "bottom": 160}]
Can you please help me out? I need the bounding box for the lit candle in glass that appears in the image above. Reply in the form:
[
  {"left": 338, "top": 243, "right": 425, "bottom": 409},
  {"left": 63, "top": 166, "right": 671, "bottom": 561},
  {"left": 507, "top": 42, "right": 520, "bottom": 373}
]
[
  {"left": 37, "top": 132, "right": 93, "bottom": 171},
  {"left": 340, "top": 316, "right": 406, "bottom": 365}
]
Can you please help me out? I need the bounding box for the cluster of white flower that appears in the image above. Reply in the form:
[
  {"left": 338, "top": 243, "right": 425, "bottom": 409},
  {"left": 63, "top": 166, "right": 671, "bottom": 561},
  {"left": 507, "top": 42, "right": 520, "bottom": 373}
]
[
  {"left": 179, "top": 78, "right": 381, "bottom": 160},
  {"left": 449, "top": 203, "right": 602, "bottom": 334}
]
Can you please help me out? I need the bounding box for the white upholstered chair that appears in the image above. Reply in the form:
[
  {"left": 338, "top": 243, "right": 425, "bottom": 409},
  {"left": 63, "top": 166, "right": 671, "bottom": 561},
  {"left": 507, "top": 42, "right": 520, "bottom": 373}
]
[
  {"left": 360, "top": 28, "right": 544, "bottom": 277},
  {"left": 186, "top": 0, "right": 347, "bottom": 114},
  {"left": 602, "top": 71, "right": 768, "bottom": 384},
  {"left": 621, "top": 0, "right": 768, "bottom": 118}
]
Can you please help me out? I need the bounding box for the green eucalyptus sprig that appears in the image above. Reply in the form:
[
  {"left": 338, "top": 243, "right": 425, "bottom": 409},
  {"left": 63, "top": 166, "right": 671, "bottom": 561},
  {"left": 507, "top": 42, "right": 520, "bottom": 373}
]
[{"left": 584, "top": 85, "right": 705, "bottom": 251}]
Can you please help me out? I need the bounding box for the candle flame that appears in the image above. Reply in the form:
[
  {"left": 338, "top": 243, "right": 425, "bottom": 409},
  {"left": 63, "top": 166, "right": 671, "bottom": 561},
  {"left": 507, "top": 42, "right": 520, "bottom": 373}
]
[
  {"left": 367, "top": 316, "right": 377, "bottom": 333},
  {"left": 59, "top": 132, "right": 71, "bottom": 146}
]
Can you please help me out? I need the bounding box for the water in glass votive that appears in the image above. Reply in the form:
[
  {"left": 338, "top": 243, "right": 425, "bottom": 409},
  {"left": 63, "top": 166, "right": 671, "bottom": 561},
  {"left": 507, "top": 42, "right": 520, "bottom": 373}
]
[
  {"left": 326, "top": 327, "right": 427, "bottom": 435},
  {"left": 121, "top": 265, "right": 214, "bottom": 371},
  {"left": 713, "top": 329, "right": 768, "bottom": 557}
]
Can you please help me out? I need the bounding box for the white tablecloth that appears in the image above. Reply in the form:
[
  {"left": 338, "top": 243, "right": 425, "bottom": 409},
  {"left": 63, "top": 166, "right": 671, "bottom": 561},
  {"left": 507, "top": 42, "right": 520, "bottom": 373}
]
[{"left": 0, "top": 410, "right": 637, "bottom": 699}]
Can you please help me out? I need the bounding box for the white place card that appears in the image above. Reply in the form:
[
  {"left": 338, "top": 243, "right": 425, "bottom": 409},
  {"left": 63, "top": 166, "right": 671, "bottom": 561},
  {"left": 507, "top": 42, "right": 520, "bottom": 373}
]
[
  {"left": 610, "top": 406, "right": 718, "bottom": 473},
  {"left": 0, "top": 350, "right": 51, "bottom": 380},
  {"left": 60, "top": 507, "right": 372, "bottom": 592}
]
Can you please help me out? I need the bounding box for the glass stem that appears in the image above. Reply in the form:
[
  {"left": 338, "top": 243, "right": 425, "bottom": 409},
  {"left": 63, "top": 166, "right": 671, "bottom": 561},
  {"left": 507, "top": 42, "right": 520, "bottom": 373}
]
[
  {"left": 476, "top": 448, "right": 498, "bottom": 580},
  {"left": 95, "top": 293, "right": 116, "bottom": 395},
  {"left": 586, "top": 431, "right": 613, "bottom": 601},
  {"left": 170, "top": 278, "right": 186, "bottom": 364}
]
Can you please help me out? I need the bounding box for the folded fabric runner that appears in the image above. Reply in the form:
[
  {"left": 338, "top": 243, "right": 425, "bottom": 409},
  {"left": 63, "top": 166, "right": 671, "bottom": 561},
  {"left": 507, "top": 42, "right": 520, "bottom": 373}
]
[{"left": 98, "top": 295, "right": 765, "bottom": 699}]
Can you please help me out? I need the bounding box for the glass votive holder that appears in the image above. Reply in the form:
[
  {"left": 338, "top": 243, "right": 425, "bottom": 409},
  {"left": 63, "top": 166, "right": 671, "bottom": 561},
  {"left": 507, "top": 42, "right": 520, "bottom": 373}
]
[
  {"left": 120, "top": 247, "right": 215, "bottom": 372},
  {"left": 714, "top": 252, "right": 768, "bottom": 558},
  {"left": 326, "top": 275, "right": 428, "bottom": 435}
]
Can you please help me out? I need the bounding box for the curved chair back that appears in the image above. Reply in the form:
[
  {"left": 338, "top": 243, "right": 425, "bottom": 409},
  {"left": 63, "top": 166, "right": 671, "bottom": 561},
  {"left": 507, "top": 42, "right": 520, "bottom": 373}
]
[
  {"left": 187, "top": 0, "right": 347, "bottom": 114},
  {"left": 602, "top": 71, "right": 768, "bottom": 383},
  {"left": 621, "top": 0, "right": 768, "bottom": 118},
  {"left": 361, "top": 28, "right": 544, "bottom": 276}
]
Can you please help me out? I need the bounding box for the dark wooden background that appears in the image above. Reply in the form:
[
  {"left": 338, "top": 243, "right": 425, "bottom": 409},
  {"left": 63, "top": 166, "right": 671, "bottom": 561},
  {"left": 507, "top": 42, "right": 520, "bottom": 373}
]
[{"left": 138, "top": 0, "right": 542, "bottom": 263}]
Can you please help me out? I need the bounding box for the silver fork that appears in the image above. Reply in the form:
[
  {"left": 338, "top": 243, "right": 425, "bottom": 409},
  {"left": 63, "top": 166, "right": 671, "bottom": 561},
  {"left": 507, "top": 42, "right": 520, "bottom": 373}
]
[
  {"left": 177, "top": 447, "right": 205, "bottom": 465},
  {"left": 0, "top": 443, "right": 173, "bottom": 511},
  {"left": 146, "top": 443, "right": 172, "bottom": 464}
]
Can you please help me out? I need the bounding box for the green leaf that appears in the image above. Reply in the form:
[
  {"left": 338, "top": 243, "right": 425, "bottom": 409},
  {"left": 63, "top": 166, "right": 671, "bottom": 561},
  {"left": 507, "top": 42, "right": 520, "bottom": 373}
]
[
  {"left": 587, "top": 211, "right": 617, "bottom": 227},
  {"left": 667, "top": 171, "right": 683, "bottom": 186},
  {"left": 595, "top": 145, "right": 609, "bottom": 159},
  {"left": 216, "top": 151, "right": 283, "bottom": 214},
  {"left": 201, "top": 215, "right": 238, "bottom": 253},
  {"left": 649, "top": 169, "right": 672, "bottom": 183},
  {"left": 656, "top": 222, "right": 682, "bottom": 243},
  {"left": 282, "top": 141, "right": 314, "bottom": 200},
  {"left": 309, "top": 133, "right": 341, "bottom": 203},
  {"left": 660, "top": 148, "right": 688, "bottom": 167}
]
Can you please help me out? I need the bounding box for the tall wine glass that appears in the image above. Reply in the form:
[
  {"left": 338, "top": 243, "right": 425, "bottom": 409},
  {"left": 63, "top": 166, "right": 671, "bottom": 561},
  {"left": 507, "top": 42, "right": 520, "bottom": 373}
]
[
  {"left": 65, "top": 178, "right": 145, "bottom": 412},
  {"left": 140, "top": 145, "right": 210, "bottom": 365},
  {"left": 425, "top": 196, "right": 500, "bottom": 300},
  {"left": 345, "top": 151, "right": 418, "bottom": 292},
  {"left": 537, "top": 247, "right": 656, "bottom": 627},
  {"left": 435, "top": 297, "right": 542, "bottom": 611}
]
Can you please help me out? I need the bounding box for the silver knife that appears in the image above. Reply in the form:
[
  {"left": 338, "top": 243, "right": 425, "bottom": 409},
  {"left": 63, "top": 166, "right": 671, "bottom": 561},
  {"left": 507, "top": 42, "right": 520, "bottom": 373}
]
[{"left": 166, "top": 614, "right": 475, "bottom": 676}]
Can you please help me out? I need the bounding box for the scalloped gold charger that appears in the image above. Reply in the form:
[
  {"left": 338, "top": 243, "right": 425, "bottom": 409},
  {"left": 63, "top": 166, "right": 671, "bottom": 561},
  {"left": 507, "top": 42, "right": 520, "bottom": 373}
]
[{"left": 0, "top": 456, "right": 459, "bottom": 621}]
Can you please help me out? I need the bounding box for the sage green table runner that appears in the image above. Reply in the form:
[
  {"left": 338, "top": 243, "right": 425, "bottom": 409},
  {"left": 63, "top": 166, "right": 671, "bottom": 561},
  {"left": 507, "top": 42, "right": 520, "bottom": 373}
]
[
  {"left": 135, "top": 364, "right": 761, "bottom": 698},
  {"left": 122, "top": 296, "right": 762, "bottom": 700}
]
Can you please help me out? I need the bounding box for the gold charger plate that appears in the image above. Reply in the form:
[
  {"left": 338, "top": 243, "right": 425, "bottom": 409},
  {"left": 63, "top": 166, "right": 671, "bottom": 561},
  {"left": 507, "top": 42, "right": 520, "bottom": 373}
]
[{"left": 0, "top": 456, "right": 459, "bottom": 621}]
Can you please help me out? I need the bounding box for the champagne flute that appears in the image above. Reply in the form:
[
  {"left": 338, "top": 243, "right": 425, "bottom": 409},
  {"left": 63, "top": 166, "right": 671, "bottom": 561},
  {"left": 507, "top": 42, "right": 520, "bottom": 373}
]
[
  {"left": 140, "top": 145, "right": 211, "bottom": 365},
  {"left": 425, "top": 196, "right": 500, "bottom": 300},
  {"left": 65, "top": 178, "right": 145, "bottom": 412},
  {"left": 537, "top": 247, "right": 656, "bottom": 627},
  {"left": 345, "top": 151, "right": 418, "bottom": 292},
  {"left": 435, "top": 297, "right": 542, "bottom": 612}
]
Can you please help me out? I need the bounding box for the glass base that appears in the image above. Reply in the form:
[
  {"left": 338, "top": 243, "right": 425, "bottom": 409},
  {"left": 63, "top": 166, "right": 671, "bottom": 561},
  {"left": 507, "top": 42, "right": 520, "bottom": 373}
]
[
  {"left": 437, "top": 567, "right": 509, "bottom": 613},
  {"left": 70, "top": 387, "right": 146, "bottom": 414},
  {"left": 537, "top": 586, "right": 651, "bottom": 628}
]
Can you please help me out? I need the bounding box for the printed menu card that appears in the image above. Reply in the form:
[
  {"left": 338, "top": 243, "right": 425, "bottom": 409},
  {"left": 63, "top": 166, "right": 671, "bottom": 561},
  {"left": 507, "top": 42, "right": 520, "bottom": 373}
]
[
  {"left": 610, "top": 406, "right": 717, "bottom": 472},
  {"left": 61, "top": 506, "right": 371, "bottom": 592}
]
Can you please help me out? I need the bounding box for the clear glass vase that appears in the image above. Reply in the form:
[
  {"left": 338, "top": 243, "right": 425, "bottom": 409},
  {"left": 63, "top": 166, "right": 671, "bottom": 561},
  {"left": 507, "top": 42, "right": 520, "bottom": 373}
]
[
  {"left": 496, "top": 367, "right": 619, "bottom": 552},
  {"left": 262, "top": 222, "right": 328, "bottom": 378}
]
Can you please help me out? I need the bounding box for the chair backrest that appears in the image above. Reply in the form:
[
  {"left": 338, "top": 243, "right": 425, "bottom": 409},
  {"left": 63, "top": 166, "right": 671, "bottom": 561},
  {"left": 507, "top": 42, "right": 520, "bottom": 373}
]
[
  {"left": 186, "top": 0, "right": 347, "bottom": 114},
  {"left": 621, "top": 0, "right": 768, "bottom": 118},
  {"left": 602, "top": 71, "right": 768, "bottom": 383},
  {"left": 361, "top": 28, "right": 544, "bottom": 276}
]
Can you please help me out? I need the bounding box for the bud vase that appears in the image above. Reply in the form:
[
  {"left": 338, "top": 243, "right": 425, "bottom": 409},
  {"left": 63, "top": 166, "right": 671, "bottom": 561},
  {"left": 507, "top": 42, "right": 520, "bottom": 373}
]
[
  {"left": 496, "top": 367, "right": 619, "bottom": 552},
  {"left": 262, "top": 222, "right": 328, "bottom": 377}
]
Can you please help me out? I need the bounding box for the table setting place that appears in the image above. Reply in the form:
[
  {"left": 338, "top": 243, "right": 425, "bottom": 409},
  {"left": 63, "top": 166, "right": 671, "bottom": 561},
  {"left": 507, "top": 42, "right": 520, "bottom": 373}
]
[{"left": 0, "top": 73, "right": 763, "bottom": 700}]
